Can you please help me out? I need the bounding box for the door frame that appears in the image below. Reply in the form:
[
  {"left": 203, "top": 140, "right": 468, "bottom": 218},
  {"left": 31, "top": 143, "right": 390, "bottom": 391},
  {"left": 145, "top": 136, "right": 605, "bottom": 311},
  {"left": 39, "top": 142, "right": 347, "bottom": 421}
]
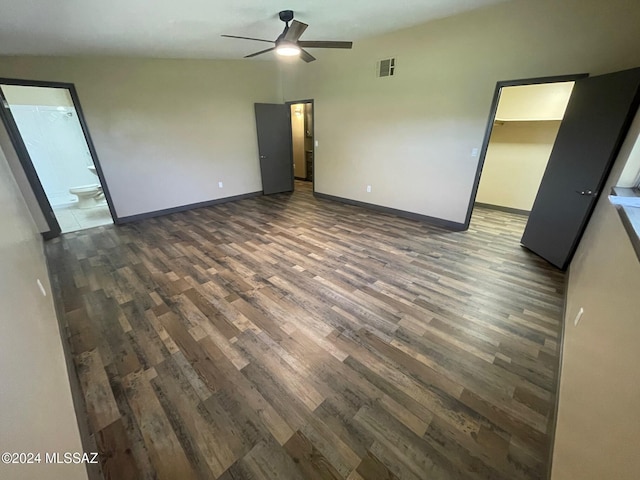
[
  {"left": 0, "top": 77, "right": 117, "bottom": 238},
  {"left": 462, "top": 73, "right": 589, "bottom": 229},
  {"left": 285, "top": 98, "right": 315, "bottom": 193}
]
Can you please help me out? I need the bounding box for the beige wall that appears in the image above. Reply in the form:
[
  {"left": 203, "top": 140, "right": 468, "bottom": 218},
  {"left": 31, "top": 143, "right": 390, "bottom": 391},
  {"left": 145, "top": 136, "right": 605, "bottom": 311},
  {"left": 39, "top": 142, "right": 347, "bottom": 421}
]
[
  {"left": 477, "top": 82, "right": 571, "bottom": 211},
  {"left": 0, "top": 57, "right": 280, "bottom": 218},
  {"left": 0, "top": 144, "right": 86, "bottom": 480},
  {"left": 476, "top": 120, "right": 562, "bottom": 211},
  {"left": 281, "top": 0, "right": 640, "bottom": 224},
  {"left": 552, "top": 109, "right": 640, "bottom": 480},
  {"left": 0, "top": 121, "right": 50, "bottom": 231},
  {"left": 617, "top": 131, "right": 640, "bottom": 187},
  {"left": 496, "top": 82, "right": 574, "bottom": 121},
  {"left": 2, "top": 85, "right": 74, "bottom": 107},
  {"left": 291, "top": 103, "right": 306, "bottom": 178}
]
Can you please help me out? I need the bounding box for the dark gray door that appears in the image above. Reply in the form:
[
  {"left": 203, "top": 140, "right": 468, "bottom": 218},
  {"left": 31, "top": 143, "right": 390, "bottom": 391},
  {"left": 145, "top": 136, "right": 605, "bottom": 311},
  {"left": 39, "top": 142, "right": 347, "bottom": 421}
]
[
  {"left": 254, "top": 103, "right": 294, "bottom": 195},
  {"left": 0, "top": 86, "right": 62, "bottom": 237},
  {"left": 521, "top": 68, "right": 640, "bottom": 269}
]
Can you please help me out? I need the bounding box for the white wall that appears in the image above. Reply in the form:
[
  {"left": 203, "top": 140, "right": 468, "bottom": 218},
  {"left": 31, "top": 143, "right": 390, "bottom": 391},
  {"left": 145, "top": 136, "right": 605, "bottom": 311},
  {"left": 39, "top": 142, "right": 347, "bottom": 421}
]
[
  {"left": 552, "top": 110, "right": 640, "bottom": 480},
  {"left": 0, "top": 143, "right": 86, "bottom": 480},
  {"left": 281, "top": 0, "right": 640, "bottom": 224},
  {"left": 0, "top": 57, "right": 280, "bottom": 218}
]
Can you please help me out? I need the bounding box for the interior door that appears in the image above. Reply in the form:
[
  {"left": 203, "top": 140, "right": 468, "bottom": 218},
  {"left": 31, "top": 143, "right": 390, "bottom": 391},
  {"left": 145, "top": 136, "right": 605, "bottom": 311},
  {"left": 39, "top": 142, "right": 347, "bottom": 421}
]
[
  {"left": 521, "top": 67, "right": 640, "bottom": 269},
  {"left": 0, "top": 87, "right": 61, "bottom": 237},
  {"left": 254, "top": 103, "right": 294, "bottom": 195}
]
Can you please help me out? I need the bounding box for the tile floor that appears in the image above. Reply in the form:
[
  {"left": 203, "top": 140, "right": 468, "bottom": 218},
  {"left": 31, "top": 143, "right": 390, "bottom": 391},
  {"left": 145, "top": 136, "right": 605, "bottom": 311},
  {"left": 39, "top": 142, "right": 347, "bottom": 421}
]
[{"left": 53, "top": 202, "right": 113, "bottom": 233}]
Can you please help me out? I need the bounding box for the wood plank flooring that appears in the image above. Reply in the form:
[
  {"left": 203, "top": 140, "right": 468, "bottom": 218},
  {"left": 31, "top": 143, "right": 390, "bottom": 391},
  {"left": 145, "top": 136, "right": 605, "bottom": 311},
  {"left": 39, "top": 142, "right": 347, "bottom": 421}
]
[{"left": 45, "top": 181, "right": 565, "bottom": 480}]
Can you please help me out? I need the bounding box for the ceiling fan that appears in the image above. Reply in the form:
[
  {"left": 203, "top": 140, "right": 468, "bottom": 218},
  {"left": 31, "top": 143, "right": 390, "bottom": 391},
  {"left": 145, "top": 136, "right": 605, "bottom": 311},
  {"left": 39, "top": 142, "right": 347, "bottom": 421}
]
[{"left": 221, "top": 10, "right": 353, "bottom": 63}]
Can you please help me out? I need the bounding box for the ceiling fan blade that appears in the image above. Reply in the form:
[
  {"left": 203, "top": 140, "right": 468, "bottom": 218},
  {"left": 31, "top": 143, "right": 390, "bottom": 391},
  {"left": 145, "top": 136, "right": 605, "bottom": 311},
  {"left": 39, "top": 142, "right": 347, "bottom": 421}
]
[
  {"left": 298, "top": 41, "right": 353, "bottom": 49},
  {"left": 221, "top": 35, "right": 274, "bottom": 44},
  {"left": 300, "top": 49, "right": 316, "bottom": 63},
  {"left": 244, "top": 47, "right": 276, "bottom": 58},
  {"left": 283, "top": 20, "right": 308, "bottom": 42}
]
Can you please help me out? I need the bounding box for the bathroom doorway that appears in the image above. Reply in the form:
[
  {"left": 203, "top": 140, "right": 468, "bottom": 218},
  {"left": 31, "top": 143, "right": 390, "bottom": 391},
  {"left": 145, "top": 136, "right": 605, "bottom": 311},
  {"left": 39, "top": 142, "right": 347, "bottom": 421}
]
[{"left": 0, "top": 80, "right": 114, "bottom": 234}]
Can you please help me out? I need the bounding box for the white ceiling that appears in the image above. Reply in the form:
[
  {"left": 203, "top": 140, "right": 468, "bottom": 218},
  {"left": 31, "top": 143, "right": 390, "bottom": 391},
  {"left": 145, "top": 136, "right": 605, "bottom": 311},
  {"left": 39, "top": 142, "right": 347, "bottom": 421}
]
[{"left": 0, "top": 0, "right": 509, "bottom": 60}]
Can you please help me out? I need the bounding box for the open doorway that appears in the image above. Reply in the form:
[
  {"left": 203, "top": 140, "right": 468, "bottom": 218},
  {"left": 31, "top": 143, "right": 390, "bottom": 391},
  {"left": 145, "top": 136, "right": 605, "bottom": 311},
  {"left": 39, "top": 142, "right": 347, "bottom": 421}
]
[
  {"left": 470, "top": 75, "right": 584, "bottom": 233},
  {"left": 254, "top": 100, "right": 315, "bottom": 196},
  {"left": 0, "top": 81, "right": 114, "bottom": 234},
  {"left": 288, "top": 99, "right": 314, "bottom": 188},
  {"left": 468, "top": 69, "right": 640, "bottom": 269}
]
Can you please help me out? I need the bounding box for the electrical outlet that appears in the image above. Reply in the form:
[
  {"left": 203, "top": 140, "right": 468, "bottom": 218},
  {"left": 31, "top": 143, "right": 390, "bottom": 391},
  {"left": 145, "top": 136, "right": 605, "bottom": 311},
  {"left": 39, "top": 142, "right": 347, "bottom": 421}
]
[
  {"left": 366, "top": 185, "right": 372, "bottom": 193},
  {"left": 471, "top": 148, "right": 479, "bottom": 157},
  {"left": 37, "top": 278, "right": 47, "bottom": 297},
  {"left": 574, "top": 307, "right": 584, "bottom": 326},
  {"left": 314, "top": 140, "right": 319, "bottom": 147},
  {"left": 218, "top": 181, "right": 223, "bottom": 188}
]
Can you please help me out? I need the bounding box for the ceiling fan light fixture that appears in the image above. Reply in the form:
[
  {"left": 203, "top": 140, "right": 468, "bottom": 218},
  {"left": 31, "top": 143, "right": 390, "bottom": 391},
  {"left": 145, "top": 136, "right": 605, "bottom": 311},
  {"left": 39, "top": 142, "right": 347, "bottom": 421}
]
[
  {"left": 223, "top": 11, "right": 352, "bottom": 63},
  {"left": 275, "top": 42, "right": 301, "bottom": 57}
]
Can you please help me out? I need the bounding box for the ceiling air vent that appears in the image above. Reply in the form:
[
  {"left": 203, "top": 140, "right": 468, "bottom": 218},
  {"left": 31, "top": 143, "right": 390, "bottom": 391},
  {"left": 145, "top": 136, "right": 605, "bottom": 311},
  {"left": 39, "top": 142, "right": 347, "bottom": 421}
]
[{"left": 377, "top": 57, "right": 396, "bottom": 78}]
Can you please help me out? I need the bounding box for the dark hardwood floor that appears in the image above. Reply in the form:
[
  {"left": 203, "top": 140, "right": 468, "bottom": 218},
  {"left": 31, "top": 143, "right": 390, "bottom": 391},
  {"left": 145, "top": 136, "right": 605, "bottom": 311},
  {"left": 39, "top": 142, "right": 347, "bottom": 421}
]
[{"left": 46, "top": 181, "right": 565, "bottom": 480}]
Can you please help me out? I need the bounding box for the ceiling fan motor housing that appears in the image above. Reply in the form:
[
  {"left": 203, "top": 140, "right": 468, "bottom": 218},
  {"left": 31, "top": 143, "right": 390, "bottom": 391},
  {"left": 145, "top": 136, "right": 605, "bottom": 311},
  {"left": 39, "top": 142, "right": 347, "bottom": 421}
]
[
  {"left": 279, "top": 10, "right": 294, "bottom": 23},
  {"left": 222, "top": 10, "right": 352, "bottom": 63}
]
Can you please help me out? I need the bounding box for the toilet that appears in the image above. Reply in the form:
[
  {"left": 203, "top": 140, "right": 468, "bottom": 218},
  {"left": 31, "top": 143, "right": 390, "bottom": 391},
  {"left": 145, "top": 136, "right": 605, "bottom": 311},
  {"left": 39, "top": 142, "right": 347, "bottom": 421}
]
[
  {"left": 69, "top": 184, "right": 103, "bottom": 208},
  {"left": 69, "top": 165, "right": 104, "bottom": 208}
]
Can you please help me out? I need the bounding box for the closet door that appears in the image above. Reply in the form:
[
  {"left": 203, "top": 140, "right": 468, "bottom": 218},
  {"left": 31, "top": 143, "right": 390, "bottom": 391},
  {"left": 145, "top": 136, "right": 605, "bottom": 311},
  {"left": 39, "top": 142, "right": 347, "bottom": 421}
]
[{"left": 521, "top": 68, "right": 640, "bottom": 269}]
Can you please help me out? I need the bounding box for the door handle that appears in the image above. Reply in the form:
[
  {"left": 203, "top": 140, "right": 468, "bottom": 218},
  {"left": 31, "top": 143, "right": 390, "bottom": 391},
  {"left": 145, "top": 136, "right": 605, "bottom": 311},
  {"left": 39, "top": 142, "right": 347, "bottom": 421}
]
[{"left": 575, "top": 190, "right": 597, "bottom": 196}]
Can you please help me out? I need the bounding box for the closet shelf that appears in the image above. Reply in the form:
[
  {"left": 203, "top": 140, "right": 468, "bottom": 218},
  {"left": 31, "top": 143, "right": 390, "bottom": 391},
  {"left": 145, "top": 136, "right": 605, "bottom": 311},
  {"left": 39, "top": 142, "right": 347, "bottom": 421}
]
[{"left": 494, "top": 117, "right": 564, "bottom": 122}]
